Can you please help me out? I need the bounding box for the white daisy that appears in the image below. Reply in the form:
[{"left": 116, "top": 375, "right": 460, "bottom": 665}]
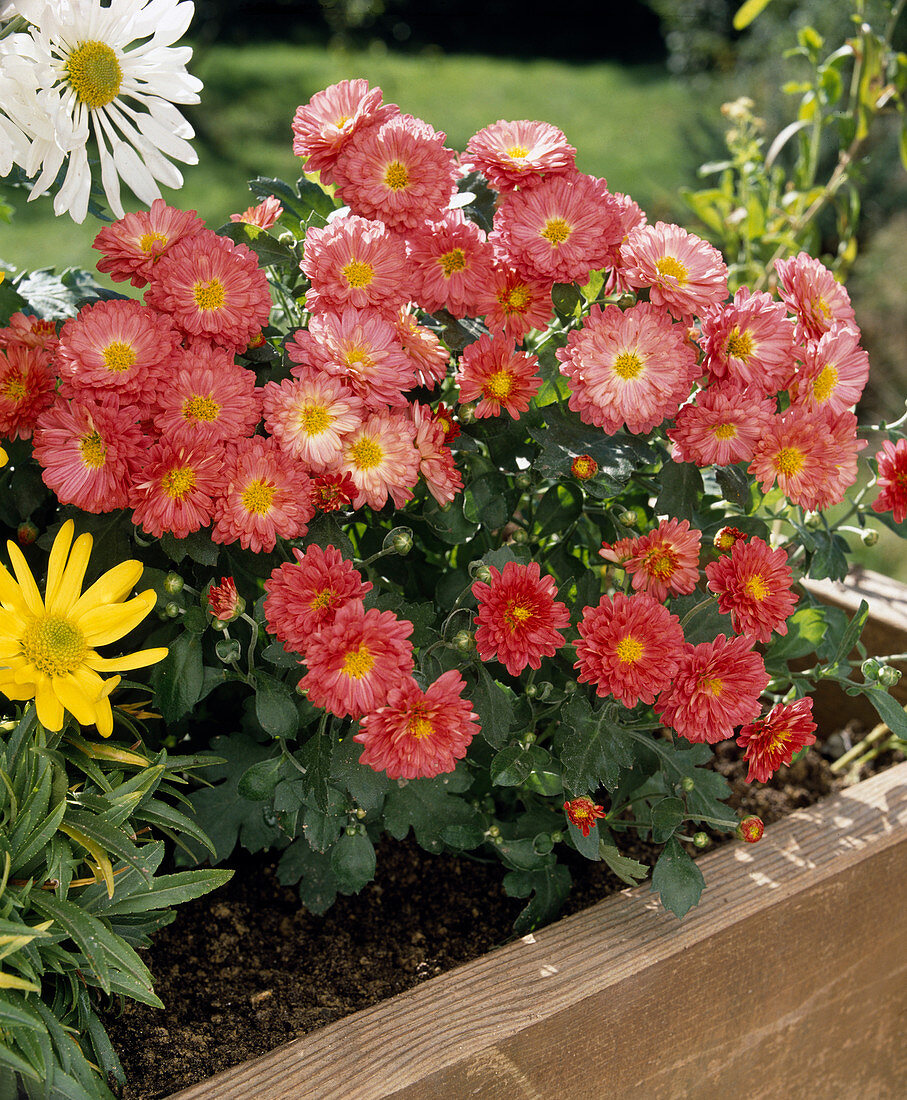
[{"left": 3, "top": 0, "right": 202, "bottom": 223}]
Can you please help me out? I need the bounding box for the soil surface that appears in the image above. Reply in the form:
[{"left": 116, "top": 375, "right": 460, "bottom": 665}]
[{"left": 104, "top": 736, "right": 902, "bottom": 1100}]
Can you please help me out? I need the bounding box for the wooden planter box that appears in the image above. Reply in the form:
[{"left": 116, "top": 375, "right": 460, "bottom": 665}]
[{"left": 170, "top": 570, "right": 907, "bottom": 1100}]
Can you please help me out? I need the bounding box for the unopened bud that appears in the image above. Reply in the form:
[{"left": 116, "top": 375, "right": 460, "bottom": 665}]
[
  {"left": 355, "top": 807, "right": 367, "bottom": 820},
  {"left": 515, "top": 472, "right": 532, "bottom": 490},
  {"left": 861, "top": 528, "right": 880, "bottom": 547},
  {"left": 345, "top": 824, "right": 358, "bottom": 837},
  {"left": 469, "top": 561, "right": 492, "bottom": 583},
  {"left": 563, "top": 680, "right": 578, "bottom": 694},
  {"left": 571, "top": 454, "right": 598, "bottom": 480},
  {"left": 525, "top": 682, "right": 538, "bottom": 698},
  {"left": 458, "top": 402, "right": 476, "bottom": 424},
  {"left": 277, "top": 230, "right": 296, "bottom": 246},
  {"left": 510, "top": 527, "right": 529, "bottom": 544},
  {"left": 523, "top": 731, "right": 536, "bottom": 744},
  {"left": 206, "top": 576, "right": 245, "bottom": 623},
  {"left": 618, "top": 510, "right": 638, "bottom": 528},
  {"left": 878, "top": 665, "right": 902, "bottom": 688},
  {"left": 737, "top": 815, "right": 765, "bottom": 843},
  {"left": 681, "top": 776, "right": 696, "bottom": 792},
  {"left": 246, "top": 330, "right": 267, "bottom": 349},
  {"left": 384, "top": 527, "right": 413, "bottom": 555},
  {"left": 451, "top": 629, "right": 476, "bottom": 653},
  {"left": 164, "top": 601, "right": 180, "bottom": 619},
  {"left": 486, "top": 824, "right": 500, "bottom": 838},
  {"left": 550, "top": 830, "right": 564, "bottom": 844},
  {"left": 861, "top": 657, "right": 882, "bottom": 680},
  {"left": 164, "top": 572, "right": 184, "bottom": 595},
  {"left": 692, "top": 832, "right": 710, "bottom": 849},
  {"left": 17, "top": 521, "right": 38, "bottom": 545},
  {"left": 803, "top": 512, "right": 822, "bottom": 529}
]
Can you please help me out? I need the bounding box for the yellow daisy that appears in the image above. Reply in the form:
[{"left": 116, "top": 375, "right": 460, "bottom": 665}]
[{"left": 0, "top": 520, "right": 167, "bottom": 737}]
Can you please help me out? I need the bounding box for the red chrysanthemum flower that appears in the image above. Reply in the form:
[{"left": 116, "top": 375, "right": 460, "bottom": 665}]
[
  {"left": 411, "top": 402, "right": 463, "bottom": 506},
  {"left": 456, "top": 334, "right": 541, "bottom": 419},
  {"left": 431, "top": 402, "right": 460, "bottom": 443},
  {"left": 393, "top": 308, "right": 450, "bottom": 389},
  {"left": 472, "top": 560, "right": 571, "bottom": 677},
  {"left": 0, "top": 312, "right": 59, "bottom": 355},
  {"left": 207, "top": 577, "right": 244, "bottom": 622},
  {"left": 713, "top": 525, "right": 749, "bottom": 552},
  {"left": 698, "top": 287, "right": 796, "bottom": 394},
  {"left": 736, "top": 697, "right": 817, "bottom": 783},
  {"left": 705, "top": 536, "right": 798, "bottom": 643},
  {"left": 737, "top": 816, "right": 765, "bottom": 843},
  {"left": 354, "top": 670, "right": 480, "bottom": 780},
  {"left": 557, "top": 302, "right": 699, "bottom": 436},
  {"left": 872, "top": 437, "right": 907, "bottom": 524},
  {"left": 299, "top": 602, "right": 414, "bottom": 719},
  {"left": 654, "top": 634, "right": 769, "bottom": 744},
  {"left": 130, "top": 440, "right": 224, "bottom": 538},
  {"left": 478, "top": 264, "right": 554, "bottom": 342},
  {"left": 310, "top": 471, "right": 357, "bottom": 512},
  {"left": 263, "top": 372, "right": 364, "bottom": 471},
  {"left": 145, "top": 229, "right": 272, "bottom": 352},
  {"left": 792, "top": 323, "right": 869, "bottom": 416},
  {"left": 230, "top": 196, "right": 283, "bottom": 230},
  {"left": 0, "top": 344, "right": 56, "bottom": 439},
  {"left": 574, "top": 592, "right": 686, "bottom": 707},
  {"left": 621, "top": 519, "right": 702, "bottom": 603},
  {"left": 93, "top": 198, "right": 206, "bottom": 287},
  {"left": 571, "top": 454, "right": 598, "bottom": 480},
  {"left": 620, "top": 221, "right": 729, "bottom": 322},
  {"left": 667, "top": 383, "right": 776, "bottom": 467},
  {"left": 563, "top": 796, "right": 606, "bottom": 837},
  {"left": 775, "top": 252, "right": 855, "bottom": 343},
  {"left": 264, "top": 543, "right": 372, "bottom": 656},
  {"left": 406, "top": 212, "right": 497, "bottom": 318},
  {"left": 339, "top": 409, "right": 423, "bottom": 511},
  {"left": 462, "top": 119, "right": 577, "bottom": 192}
]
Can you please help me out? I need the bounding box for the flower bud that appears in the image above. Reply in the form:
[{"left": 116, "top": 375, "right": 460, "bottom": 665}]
[
  {"left": 486, "top": 824, "right": 501, "bottom": 838},
  {"left": 861, "top": 657, "right": 882, "bottom": 680},
  {"left": 355, "top": 807, "right": 367, "bottom": 820},
  {"left": 861, "top": 528, "right": 880, "bottom": 547},
  {"left": 246, "top": 330, "right": 267, "bottom": 349},
  {"left": 164, "top": 601, "right": 181, "bottom": 619},
  {"left": 523, "top": 731, "right": 537, "bottom": 745},
  {"left": 571, "top": 454, "right": 598, "bottom": 480},
  {"left": 550, "top": 830, "right": 564, "bottom": 844},
  {"left": 458, "top": 402, "right": 477, "bottom": 424},
  {"left": 451, "top": 629, "right": 476, "bottom": 653},
  {"left": 277, "top": 230, "right": 297, "bottom": 246},
  {"left": 384, "top": 527, "right": 413, "bottom": 556},
  {"left": 618, "top": 509, "right": 639, "bottom": 528},
  {"left": 206, "top": 577, "right": 245, "bottom": 623},
  {"left": 215, "top": 638, "right": 242, "bottom": 663},
  {"left": 510, "top": 526, "right": 529, "bottom": 544},
  {"left": 692, "top": 832, "right": 710, "bottom": 849},
  {"left": 737, "top": 815, "right": 765, "bottom": 843},
  {"left": 514, "top": 472, "right": 532, "bottom": 490},
  {"left": 525, "top": 682, "right": 538, "bottom": 698},
  {"left": 681, "top": 776, "right": 696, "bottom": 792},
  {"left": 17, "top": 521, "right": 38, "bottom": 545},
  {"left": 163, "top": 572, "right": 184, "bottom": 595},
  {"left": 345, "top": 824, "right": 358, "bottom": 837},
  {"left": 803, "top": 512, "right": 822, "bottom": 529},
  {"left": 879, "top": 665, "right": 902, "bottom": 688},
  {"left": 469, "top": 561, "right": 492, "bottom": 583}
]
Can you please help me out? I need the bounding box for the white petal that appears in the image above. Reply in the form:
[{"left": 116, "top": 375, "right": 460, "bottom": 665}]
[{"left": 112, "top": 138, "right": 162, "bottom": 205}]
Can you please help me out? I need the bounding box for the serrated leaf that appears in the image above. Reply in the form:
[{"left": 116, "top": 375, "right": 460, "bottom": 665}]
[
  {"left": 764, "top": 606, "right": 827, "bottom": 664},
  {"left": 654, "top": 460, "right": 703, "bottom": 523},
  {"left": 254, "top": 673, "right": 300, "bottom": 739},
  {"left": 651, "top": 836, "right": 705, "bottom": 918},
  {"left": 599, "top": 842, "right": 649, "bottom": 885},
  {"left": 277, "top": 838, "right": 338, "bottom": 914},
  {"left": 330, "top": 832, "right": 375, "bottom": 894},
  {"left": 148, "top": 631, "right": 204, "bottom": 724},
  {"left": 236, "top": 754, "right": 291, "bottom": 801},
  {"left": 469, "top": 665, "right": 515, "bottom": 749},
  {"left": 302, "top": 805, "right": 344, "bottom": 853},
  {"left": 651, "top": 796, "right": 684, "bottom": 843},
  {"left": 503, "top": 862, "right": 571, "bottom": 934},
  {"left": 383, "top": 769, "right": 480, "bottom": 854},
  {"left": 557, "top": 694, "right": 633, "bottom": 793},
  {"left": 331, "top": 735, "right": 390, "bottom": 814}
]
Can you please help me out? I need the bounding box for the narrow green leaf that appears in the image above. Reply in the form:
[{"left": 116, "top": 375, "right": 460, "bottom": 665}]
[{"left": 25, "top": 892, "right": 111, "bottom": 993}]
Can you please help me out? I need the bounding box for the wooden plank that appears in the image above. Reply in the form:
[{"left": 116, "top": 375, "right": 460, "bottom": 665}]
[{"left": 170, "top": 759, "right": 907, "bottom": 1100}]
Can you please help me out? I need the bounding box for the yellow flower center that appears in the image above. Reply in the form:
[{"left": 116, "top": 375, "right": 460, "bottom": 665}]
[
  {"left": 65, "top": 41, "right": 123, "bottom": 109},
  {"left": 139, "top": 231, "right": 168, "bottom": 253},
  {"left": 644, "top": 545, "right": 678, "bottom": 580},
  {"left": 193, "top": 278, "right": 226, "bottom": 312},
  {"left": 3, "top": 371, "right": 26, "bottom": 402},
  {"left": 701, "top": 676, "right": 724, "bottom": 696},
  {"left": 540, "top": 217, "right": 572, "bottom": 246},
  {"left": 504, "top": 601, "right": 533, "bottom": 631},
  {"left": 483, "top": 370, "right": 514, "bottom": 401},
  {"left": 613, "top": 351, "right": 644, "bottom": 380},
  {"left": 79, "top": 430, "right": 107, "bottom": 469},
  {"left": 774, "top": 446, "right": 805, "bottom": 477},
  {"left": 334, "top": 114, "right": 351, "bottom": 128},
  {"left": 767, "top": 728, "right": 792, "bottom": 753},
  {"left": 182, "top": 394, "right": 221, "bottom": 422},
  {"left": 309, "top": 589, "right": 334, "bottom": 612},
  {"left": 725, "top": 326, "right": 755, "bottom": 362},
  {"left": 23, "top": 616, "right": 86, "bottom": 678},
  {"left": 342, "top": 343, "right": 373, "bottom": 370},
  {"left": 744, "top": 573, "right": 770, "bottom": 602},
  {"left": 615, "top": 635, "right": 644, "bottom": 664},
  {"left": 655, "top": 255, "right": 689, "bottom": 285},
  {"left": 711, "top": 422, "right": 737, "bottom": 441},
  {"left": 342, "top": 643, "right": 375, "bottom": 679},
  {"left": 350, "top": 437, "right": 384, "bottom": 470},
  {"left": 342, "top": 259, "right": 375, "bottom": 288},
  {"left": 161, "top": 465, "right": 196, "bottom": 501},
  {"left": 501, "top": 285, "right": 532, "bottom": 314},
  {"left": 102, "top": 340, "right": 137, "bottom": 374},
  {"left": 439, "top": 249, "right": 467, "bottom": 279},
  {"left": 241, "top": 478, "right": 276, "bottom": 515},
  {"left": 297, "top": 404, "right": 332, "bottom": 437},
  {"left": 384, "top": 161, "right": 410, "bottom": 191},
  {"left": 506, "top": 145, "right": 530, "bottom": 160},
  {"left": 407, "top": 707, "right": 435, "bottom": 740},
  {"left": 812, "top": 365, "right": 838, "bottom": 404}
]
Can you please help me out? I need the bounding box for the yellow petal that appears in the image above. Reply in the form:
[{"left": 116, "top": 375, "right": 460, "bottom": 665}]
[
  {"left": 47, "top": 533, "right": 93, "bottom": 615},
  {"left": 35, "top": 680, "right": 63, "bottom": 731},
  {"left": 43, "top": 520, "right": 75, "bottom": 612},
  {"left": 0, "top": 681, "right": 35, "bottom": 702},
  {"left": 68, "top": 559, "right": 143, "bottom": 621},
  {"left": 54, "top": 674, "right": 97, "bottom": 727},
  {"left": 4, "top": 543, "right": 44, "bottom": 617},
  {"left": 70, "top": 664, "right": 107, "bottom": 703},
  {"left": 86, "top": 646, "right": 169, "bottom": 673},
  {"left": 75, "top": 591, "right": 156, "bottom": 647},
  {"left": 0, "top": 561, "right": 29, "bottom": 617},
  {"left": 94, "top": 695, "right": 115, "bottom": 738}
]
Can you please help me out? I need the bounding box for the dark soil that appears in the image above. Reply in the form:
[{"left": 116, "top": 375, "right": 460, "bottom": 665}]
[{"left": 104, "top": 735, "right": 902, "bottom": 1100}]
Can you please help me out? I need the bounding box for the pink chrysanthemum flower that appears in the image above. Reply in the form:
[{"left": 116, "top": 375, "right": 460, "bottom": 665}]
[
  {"left": 93, "top": 199, "right": 206, "bottom": 288},
  {"left": 56, "top": 299, "right": 180, "bottom": 402},
  {"left": 792, "top": 323, "right": 869, "bottom": 415},
  {"left": 212, "top": 437, "right": 314, "bottom": 553},
  {"left": 462, "top": 119, "right": 576, "bottom": 192},
  {"left": 287, "top": 308, "right": 414, "bottom": 410},
  {"left": 394, "top": 308, "right": 450, "bottom": 388},
  {"left": 737, "top": 698, "right": 817, "bottom": 783},
  {"left": 620, "top": 221, "right": 729, "bottom": 322},
  {"left": 603, "top": 192, "right": 648, "bottom": 296},
  {"left": 574, "top": 592, "right": 686, "bottom": 707},
  {"left": 472, "top": 561, "right": 571, "bottom": 677},
  {"left": 145, "top": 230, "right": 272, "bottom": 352},
  {"left": 263, "top": 373, "right": 364, "bottom": 471},
  {"left": 491, "top": 172, "right": 624, "bottom": 285},
  {"left": 817, "top": 408, "right": 867, "bottom": 511},
  {"left": 557, "top": 302, "right": 699, "bottom": 436},
  {"left": 153, "top": 343, "right": 261, "bottom": 446},
  {"left": 230, "top": 196, "right": 283, "bottom": 230},
  {"left": 299, "top": 601, "right": 414, "bottom": 719},
  {"left": 354, "top": 670, "right": 480, "bottom": 780},
  {"left": 332, "top": 113, "right": 458, "bottom": 231},
  {"left": 264, "top": 543, "right": 372, "bottom": 656},
  {"left": 655, "top": 634, "right": 769, "bottom": 744},
  {"left": 775, "top": 252, "right": 855, "bottom": 343},
  {"left": 714, "top": 526, "right": 749, "bottom": 552},
  {"left": 0, "top": 313, "right": 59, "bottom": 355},
  {"left": 407, "top": 212, "right": 497, "bottom": 317},
  {"left": 339, "top": 409, "right": 422, "bottom": 511},
  {"left": 478, "top": 264, "right": 554, "bottom": 342},
  {"left": 310, "top": 470, "right": 357, "bottom": 512},
  {"left": 0, "top": 344, "right": 56, "bottom": 439},
  {"left": 705, "top": 536, "right": 798, "bottom": 643},
  {"left": 456, "top": 335, "right": 541, "bottom": 419},
  {"left": 411, "top": 402, "right": 463, "bottom": 506},
  {"left": 621, "top": 518, "right": 702, "bottom": 603},
  {"left": 291, "top": 79, "right": 398, "bottom": 184},
  {"left": 667, "top": 383, "right": 776, "bottom": 467},
  {"left": 130, "top": 441, "right": 224, "bottom": 539},
  {"left": 563, "top": 797, "right": 607, "bottom": 837},
  {"left": 32, "top": 395, "right": 145, "bottom": 513},
  {"left": 698, "top": 287, "right": 796, "bottom": 393},
  {"left": 872, "top": 438, "right": 907, "bottom": 524},
  {"left": 301, "top": 214, "right": 411, "bottom": 318},
  {"left": 598, "top": 536, "right": 640, "bottom": 567}
]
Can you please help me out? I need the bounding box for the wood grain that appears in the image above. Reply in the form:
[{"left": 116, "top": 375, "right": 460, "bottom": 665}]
[{"left": 170, "top": 759, "right": 907, "bottom": 1100}]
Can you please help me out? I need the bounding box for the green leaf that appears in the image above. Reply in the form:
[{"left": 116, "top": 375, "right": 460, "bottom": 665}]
[
  {"left": 14, "top": 268, "right": 80, "bottom": 319},
  {"left": 860, "top": 687, "right": 907, "bottom": 740},
  {"left": 599, "top": 842, "right": 648, "bottom": 886},
  {"left": 654, "top": 460, "right": 703, "bottom": 523},
  {"left": 236, "top": 754, "right": 292, "bottom": 801},
  {"left": 832, "top": 599, "right": 870, "bottom": 665},
  {"left": 25, "top": 892, "right": 111, "bottom": 993},
  {"left": 503, "top": 862, "right": 571, "bottom": 934},
  {"left": 298, "top": 729, "right": 333, "bottom": 813},
  {"left": 331, "top": 735, "right": 390, "bottom": 814},
  {"left": 764, "top": 606, "right": 829, "bottom": 664},
  {"left": 651, "top": 796, "right": 685, "bottom": 843},
  {"left": 556, "top": 694, "right": 633, "bottom": 793},
  {"left": 217, "top": 221, "right": 298, "bottom": 267},
  {"left": 383, "top": 769, "right": 480, "bottom": 854},
  {"left": 715, "top": 465, "right": 752, "bottom": 511},
  {"left": 490, "top": 744, "right": 536, "bottom": 786},
  {"left": 551, "top": 282, "right": 581, "bottom": 318},
  {"left": 148, "top": 631, "right": 204, "bottom": 724},
  {"left": 277, "top": 838, "right": 337, "bottom": 914},
  {"left": 100, "top": 869, "right": 233, "bottom": 915},
  {"left": 439, "top": 823, "right": 486, "bottom": 849},
  {"left": 651, "top": 837, "right": 705, "bottom": 918},
  {"left": 0, "top": 278, "right": 28, "bottom": 325},
  {"left": 330, "top": 832, "right": 376, "bottom": 894},
  {"left": 254, "top": 674, "right": 300, "bottom": 739},
  {"left": 529, "top": 408, "right": 655, "bottom": 493},
  {"left": 469, "top": 665, "right": 516, "bottom": 749},
  {"left": 302, "top": 805, "right": 344, "bottom": 853}
]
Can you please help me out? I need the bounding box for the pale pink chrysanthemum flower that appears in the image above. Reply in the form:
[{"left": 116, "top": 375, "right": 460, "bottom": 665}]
[
  {"left": 93, "top": 199, "right": 206, "bottom": 288},
  {"left": 791, "top": 323, "right": 869, "bottom": 415},
  {"left": 655, "top": 635, "right": 769, "bottom": 744},
  {"left": 556, "top": 302, "right": 699, "bottom": 435},
  {"left": 0, "top": 344, "right": 56, "bottom": 439},
  {"left": 872, "top": 438, "right": 907, "bottom": 524},
  {"left": 393, "top": 308, "right": 450, "bottom": 388},
  {"left": 56, "top": 299, "right": 180, "bottom": 402},
  {"left": 287, "top": 308, "right": 414, "bottom": 410},
  {"left": 411, "top": 402, "right": 463, "bottom": 506},
  {"left": 301, "top": 214, "right": 411, "bottom": 318},
  {"left": 622, "top": 518, "right": 702, "bottom": 603},
  {"left": 152, "top": 343, "right": 261, "bottom": 446},
  {"left": 291, "top": 79, "right": 398, "bottom": 185},
  {"left": 456, "top": 334, "right": 541, "bottom": 419},
  {"left": 698, "top": 286, "right": 796, "bottom": 394},
  {"left": 263, "top": 373, "right": 364, "bottom": 471},
  {"left": 407, "top": 211, "right": 497, "bottom": 317},
  {"left": 737, "top": 698, "right": 817, "bottom": 784},
  {"left": 667, "top": 383, "right": 776, "bottom": 467},
  {"left": 705, "top": 537, "right": 798, "bottom": 644},
  {"left": 264, "top": 543, "right": 372, "bottom": 657},
  {"left": 814, "top": 408, "right": 867, "bottom": 511},
  {"left": 620, "top": 221, "right": 729, "bottom": 322},
  {"left": 332, "top": 113, "right": 458, "bottom": 232},
  {"left": 354, "top": 670, "right": 480, "bottom": 780},
  {"left": 603, "top": 192, "right": 648, "bottom": 296},
  {"left": 299, "top": 601, "right": 414, "bottom": 719},
  {"left": 230, "top": 196, "right": 283, "bottom": 230},
  {"left": 0, "top": 313, "right": 59, "bottom": 355},
  {"left": 32, "top": 395, "right": 145, "bottom": 513},
  {"left": 211, "top": 437, "right": 314, "bottom": 554},
  {"left": 339, "top": 409, "right": 422, "bottom": 511},
  {"left": 145, "top": 229, "right": 272, "bottom": 353},
  {"left": 574, "top": 592, "right": 686, "bottom": 708},
  {"left": 477, "top": 263, "right": 554, "bottom": 341},
  {"left": 775, "top": 252, "right": 855, "bottom": 343},
  {"left": 598, "top": 536, "right": 640, "bottom": 567},
  {"left": 461, "top": 119, "right": 577, "bottom": 193},
  {"left": 130, "top": 440, "right": 224, "bottom": 539},
  {"left": 491, "top": 172, "right": 624, "bottom": 285}
]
